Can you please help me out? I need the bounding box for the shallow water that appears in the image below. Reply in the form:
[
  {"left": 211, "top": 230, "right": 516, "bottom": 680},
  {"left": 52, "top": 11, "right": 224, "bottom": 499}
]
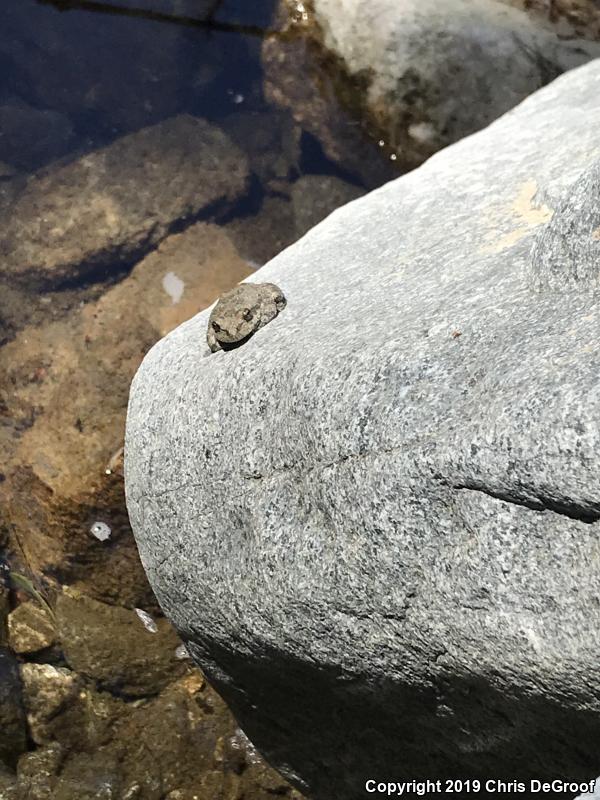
[
  {"left": 0, "top": 0, "right": 397, "bottom": 328},
  {"left": 0, "top": 1, "right": 395, "bottom": 796}
]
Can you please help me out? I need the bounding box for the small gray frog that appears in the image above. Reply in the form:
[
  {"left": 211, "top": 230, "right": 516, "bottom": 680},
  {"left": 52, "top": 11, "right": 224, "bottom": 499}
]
[{"left": 207, "top": 282, "right": 287, "bottom": 353}]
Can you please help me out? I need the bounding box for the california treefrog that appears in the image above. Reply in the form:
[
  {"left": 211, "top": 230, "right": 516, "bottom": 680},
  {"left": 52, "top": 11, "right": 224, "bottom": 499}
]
[{"left": 207, "top": 282, "right": 287, "bottom": 353}]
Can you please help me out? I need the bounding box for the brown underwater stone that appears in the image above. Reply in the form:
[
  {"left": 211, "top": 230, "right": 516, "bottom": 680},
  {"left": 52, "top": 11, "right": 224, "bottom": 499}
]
[{"left": 0, "top": 115, "right": 249, "bottom": 289}]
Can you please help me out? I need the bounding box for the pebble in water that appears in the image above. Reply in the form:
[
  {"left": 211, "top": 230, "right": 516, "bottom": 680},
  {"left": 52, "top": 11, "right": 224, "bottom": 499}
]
[
  {"left": 135, "top": 608, "right": 158, "bottom": 634},
  {"left": 162, "top": 271, "right": 185, "bottom": 305},
  {"left": 175, "top": 643, "right": 190, "bottom": 660},
  {"left": 90, "top": 521, "right": 111, "bottom": 541}
]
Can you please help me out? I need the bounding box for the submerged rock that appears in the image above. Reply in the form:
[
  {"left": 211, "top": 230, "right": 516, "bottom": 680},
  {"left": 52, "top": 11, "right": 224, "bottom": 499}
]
[
  {"left": 273, "top": 0, "right": 600, "bottom": 171},
  {"left": 0, "top": 103, "right": 74, "bottom": 172},
  {"left": 0, "top": 115, "right": 249, "bottom": 288},
  {"left": 0, "top": 281, "right": 109, "bottom": 345},
  {"left": 0, "top": 765, "right": 17, "bottom": 799},
  {"left": 0, "top": 222, "right": 252, "bottom": 608},
  {"left": 0, "top": 585, "right": 8, "bottom": 646},
  {"left": 1, "top": 0, "right": 192, "bottom": 134},
  {"left": 125, "top": 61, "right": 600, "bottom": 797},
  {"left": 13, "top": 744, "right": 63, "bottom": 800},
  {"left": 505, "top": 0, "right": 600, "bottom": 40},
  {"left": 0, "top": 162, "right": 17, "bottom": 180},
  {"left": 262, "top": 21, "right": 398, "bottom": 189},
  {"left": 226, "top": 177, "right": 365, "bottom": 266},
  {"left": 14, "top": 667, "right": 302, "bottom": 800},
  {"left": 54, "top": 590, "right": 185, "bottom": 696},
  {"left": 19, "top": 664, "right": 82, "bottom": 746},
  {"left": 8, "top": 601, "right": 56, "bottom": 654},
  {"left": 291, "top": 174, "right": 364, "bottom": 237},
  {"left": 226, "top": 196, "right": 297, "bottom": 266},
  {"left": 0, "top": 648, "right": 27, "bottom": 769},
  {"left": 219, "top": 109, "right": 302, "bottom": 191}
]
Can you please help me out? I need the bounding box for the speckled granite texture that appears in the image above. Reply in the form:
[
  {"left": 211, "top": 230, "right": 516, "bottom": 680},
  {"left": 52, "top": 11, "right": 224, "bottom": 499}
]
[{"left": 125, "top": 61, "right": 600, "bottom": 799}]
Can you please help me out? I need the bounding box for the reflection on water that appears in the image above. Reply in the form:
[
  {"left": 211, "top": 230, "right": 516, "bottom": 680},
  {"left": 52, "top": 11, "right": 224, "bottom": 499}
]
[{"left": 0, "top": 0, "right": 393, "bottom": 797}]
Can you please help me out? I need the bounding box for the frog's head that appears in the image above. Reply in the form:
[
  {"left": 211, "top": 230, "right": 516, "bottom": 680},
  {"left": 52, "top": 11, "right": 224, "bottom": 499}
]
[
  {"left": 210, "top": 303, "right": 260, "bottom": 344},
  {"left": 210, "top": 283, "right": 287, "bottom": 349}
]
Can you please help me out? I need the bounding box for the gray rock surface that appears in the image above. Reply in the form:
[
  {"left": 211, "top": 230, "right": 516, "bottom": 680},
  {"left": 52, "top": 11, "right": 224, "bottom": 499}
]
[
  {"left": 0, "top": 115, "right": 248, "bottom": 288},
  {"left": 308, "top": 0, "right": 600, "bottom": 165},
  {"left": 125, "top": 61, "right": 600, "bottom": 798},
  {"left": 531, "top": 156, "right": 600, "bottom": 290}
]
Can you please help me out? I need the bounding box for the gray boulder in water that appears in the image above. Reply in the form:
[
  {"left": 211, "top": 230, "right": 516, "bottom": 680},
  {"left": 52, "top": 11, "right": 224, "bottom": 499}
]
[
  {"left": 125, "top": 61, "right": 600, "bottom": 798},
  {"left": 308, "top": 0, "right": 600, "bottom": 165}
]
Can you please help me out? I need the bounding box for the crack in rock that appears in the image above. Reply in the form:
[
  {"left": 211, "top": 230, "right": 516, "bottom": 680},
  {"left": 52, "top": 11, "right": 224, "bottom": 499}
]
[{"left": 453, "top": 482, "right": 600, "bottom": 524}]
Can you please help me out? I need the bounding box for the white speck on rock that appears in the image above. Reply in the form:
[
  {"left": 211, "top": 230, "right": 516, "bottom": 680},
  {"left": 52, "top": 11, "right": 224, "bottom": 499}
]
[
  {"left": 135, "top": 608, "right": 158, "bottom": 633},
  {"left": 90, "top": 521, "right": 111, "bottom": 541},
  {"left": 162, "top": 271, "right": 185, "bottom": 305}
]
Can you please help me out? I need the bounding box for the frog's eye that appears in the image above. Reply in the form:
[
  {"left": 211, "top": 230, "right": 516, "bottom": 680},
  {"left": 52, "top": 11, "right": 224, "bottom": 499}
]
[
  {"left": 211, "top": 321, "right": 221, "bottom": 332},
  {"left": 242, "top": 308, "right": 253, "bottom": 322}
]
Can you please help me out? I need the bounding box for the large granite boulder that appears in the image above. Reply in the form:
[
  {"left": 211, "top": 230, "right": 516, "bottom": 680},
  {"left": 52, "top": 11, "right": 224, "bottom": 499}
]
[
  {"left": 273, "top": 0, "right": 600, "bottom": 172},
  {"left": 125, "top": 60, "right": 600, "bottom": 798}
]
